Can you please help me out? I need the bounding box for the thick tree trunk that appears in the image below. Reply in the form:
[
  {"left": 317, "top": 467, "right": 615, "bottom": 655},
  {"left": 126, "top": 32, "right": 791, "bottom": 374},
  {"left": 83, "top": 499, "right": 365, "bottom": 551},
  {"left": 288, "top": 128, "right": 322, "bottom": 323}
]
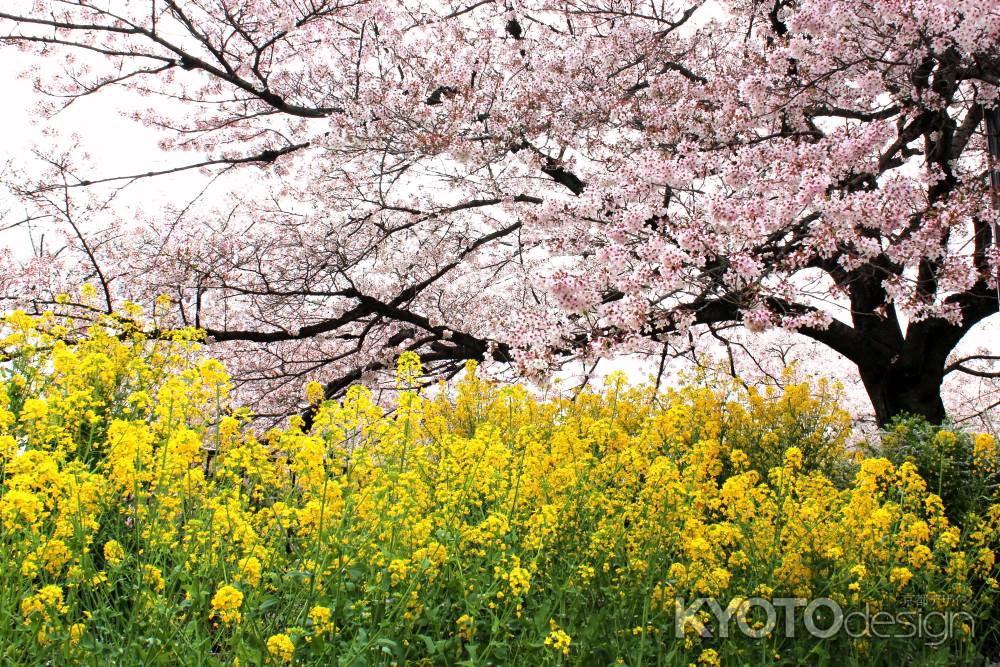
[
  {"left": 858, "top": 363, "right": 947, "bottom": 427},
  {"left": 826, "top": 259, "right": 998, "bottom": 428}
]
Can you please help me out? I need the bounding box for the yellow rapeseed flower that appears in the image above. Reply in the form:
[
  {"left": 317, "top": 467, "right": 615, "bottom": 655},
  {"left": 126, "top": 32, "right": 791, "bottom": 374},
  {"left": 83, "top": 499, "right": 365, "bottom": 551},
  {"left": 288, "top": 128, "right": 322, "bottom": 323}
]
[
  {"left": 456, "top": 613, "right": 475, "bottom": 641},
  {"left": 544, "top": 623, "right": 572, "bottom": 656},
  {"left": 69, "top": 623, "right": 85, "bottom": 646},
  {"left": 103, "top": 540, "right": 126, "bottom": 567},
  {"left": 142, "top": 565, "right": 166, "bottom": 593},
  {"left": 236, "top": 556, "right": 262, "bottom": 588},
  {"left": 697, "top": 648, "right": 722, "bottom": 666},
  {"left": 266, "top": 633, "right": 295, "bottom": 663},
  {"left": 507, "top": 565, "right": 531, "bottom": 596},
  {"left": 211, "top": 585, "right": 244, "bottom": 625},
  {"left": 21, "top": 585, "right": 67, "bottom": 622}
]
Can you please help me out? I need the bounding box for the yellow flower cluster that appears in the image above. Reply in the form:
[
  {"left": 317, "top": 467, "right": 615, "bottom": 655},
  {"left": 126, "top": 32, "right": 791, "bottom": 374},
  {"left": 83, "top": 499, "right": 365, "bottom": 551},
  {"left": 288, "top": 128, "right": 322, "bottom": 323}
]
[
  {"left": 308, "top": 605, "right": 335, "bottom": 636},
  {"left": 0, "top": 309, "right": 996, "bottom": 665},
  {"left": 545, "top": 621, "right": 572, "bottom": 656},
  {"left": 266, "top": 633, "right": 295, "bottom": 663},
  {"left": 211, "top": 585, "right": 244, "bottom": 625},
  {"left": 21, "top": 585, "right": 68, "bottom": 622},
  {"left": 103, "top": 540, "right": 125, "bottom": 566},
  {"left": 455, "top": 613, "right": 475, "bottom": 642}
]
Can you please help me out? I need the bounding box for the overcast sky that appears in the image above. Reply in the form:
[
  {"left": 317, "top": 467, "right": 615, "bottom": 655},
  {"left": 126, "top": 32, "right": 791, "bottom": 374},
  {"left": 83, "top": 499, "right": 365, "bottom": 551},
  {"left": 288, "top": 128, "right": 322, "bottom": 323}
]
[{"left": 1, "top": 52, "right": 206, "bottom": 258}]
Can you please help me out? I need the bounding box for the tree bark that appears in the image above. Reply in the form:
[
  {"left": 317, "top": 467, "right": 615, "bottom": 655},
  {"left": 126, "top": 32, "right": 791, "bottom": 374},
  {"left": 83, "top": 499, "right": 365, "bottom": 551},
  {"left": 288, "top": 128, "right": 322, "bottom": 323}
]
[
  {"left": 858, "top": 362, "right": 947, "bottom": 427},
  {"left": 848, "top": 284, "right": 998, "bottom": 427}
]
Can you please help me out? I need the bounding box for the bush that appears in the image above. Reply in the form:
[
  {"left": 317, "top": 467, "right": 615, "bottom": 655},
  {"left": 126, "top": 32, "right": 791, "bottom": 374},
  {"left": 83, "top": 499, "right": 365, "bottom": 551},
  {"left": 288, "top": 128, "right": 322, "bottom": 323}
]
[
  {"left": 874, "top": 416, "right": 1000, "bottom": 527},
  {"left": 872, "top": 415, "right": 1000, "bottom": 657},
  {"left": 0, "top": 310, "right": 998, "bottom": 666}
]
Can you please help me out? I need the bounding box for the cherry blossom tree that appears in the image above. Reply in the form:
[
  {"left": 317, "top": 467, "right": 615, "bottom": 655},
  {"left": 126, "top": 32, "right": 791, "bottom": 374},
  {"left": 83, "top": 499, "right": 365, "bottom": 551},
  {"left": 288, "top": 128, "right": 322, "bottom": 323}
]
[{"left": 1, "top": 0, "right": 999, "bottom": 425}]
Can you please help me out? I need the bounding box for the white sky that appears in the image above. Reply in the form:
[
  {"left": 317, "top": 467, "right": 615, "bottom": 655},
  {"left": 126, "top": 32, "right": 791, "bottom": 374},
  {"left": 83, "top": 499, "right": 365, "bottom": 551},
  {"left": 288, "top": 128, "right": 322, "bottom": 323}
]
[{"left": 1, "top": 52, "right": 209, "bottom": 257}]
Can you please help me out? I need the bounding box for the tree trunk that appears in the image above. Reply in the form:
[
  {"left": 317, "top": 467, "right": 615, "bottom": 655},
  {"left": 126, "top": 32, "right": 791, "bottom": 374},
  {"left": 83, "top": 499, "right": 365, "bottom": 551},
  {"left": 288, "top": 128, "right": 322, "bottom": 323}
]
[{"left": 858, "top": 363, "right": 947, "bottom": 427}]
